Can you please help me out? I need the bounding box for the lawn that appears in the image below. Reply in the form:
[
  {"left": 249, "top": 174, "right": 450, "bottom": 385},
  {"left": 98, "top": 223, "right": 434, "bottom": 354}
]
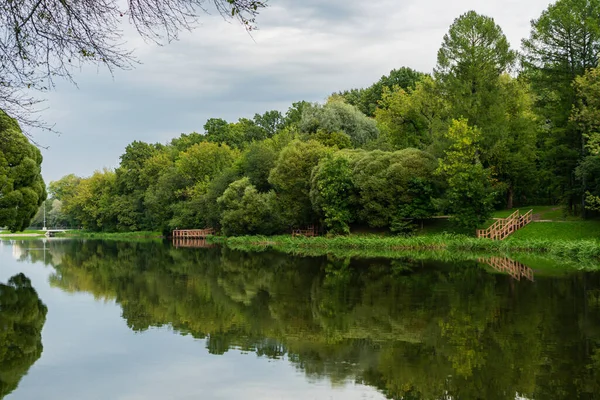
[
  {"left": 509, "top": 221, "right": 600, "bottom": 241},
  {"left": 492, "top": 205, "right": 580, "bottom": 221}
]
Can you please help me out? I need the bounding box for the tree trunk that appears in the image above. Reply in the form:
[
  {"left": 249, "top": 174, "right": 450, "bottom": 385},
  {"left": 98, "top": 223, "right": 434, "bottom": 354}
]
[{"left": 506, "top": 187, "right": 514, "bottom": 210}]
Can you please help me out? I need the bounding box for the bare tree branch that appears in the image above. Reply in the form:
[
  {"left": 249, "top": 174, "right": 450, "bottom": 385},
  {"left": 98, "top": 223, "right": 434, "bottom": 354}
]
[{"left": 0, "top": 0, "right": 267, "bottom": 134}]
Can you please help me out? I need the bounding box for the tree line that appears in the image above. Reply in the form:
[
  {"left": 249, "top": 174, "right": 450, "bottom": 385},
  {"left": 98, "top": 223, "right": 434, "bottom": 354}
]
[{"left": 34, "top": 0, "right": 600, "bottom": 234}]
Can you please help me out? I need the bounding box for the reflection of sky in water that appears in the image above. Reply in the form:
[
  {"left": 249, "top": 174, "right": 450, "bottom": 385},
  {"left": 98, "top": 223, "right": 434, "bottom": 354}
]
[{"left": 0, "top": 240, "right": 385, "bottom": 400}]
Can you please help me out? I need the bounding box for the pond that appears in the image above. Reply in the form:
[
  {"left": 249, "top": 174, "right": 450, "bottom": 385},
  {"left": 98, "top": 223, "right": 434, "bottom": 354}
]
[{"left": 1, "top": 239, "right": 600, "bottom": 399}]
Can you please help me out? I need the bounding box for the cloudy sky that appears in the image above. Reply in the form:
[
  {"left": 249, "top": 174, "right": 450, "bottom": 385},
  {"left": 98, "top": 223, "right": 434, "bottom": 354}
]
[{"left": 32, "top": 0, "right": 554, "bottom": 183}]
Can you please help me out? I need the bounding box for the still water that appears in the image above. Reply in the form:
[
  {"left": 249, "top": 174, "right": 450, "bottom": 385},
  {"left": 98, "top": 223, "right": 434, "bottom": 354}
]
[{"left": 1, "top": 239, "right": 600, "bottom": 400}]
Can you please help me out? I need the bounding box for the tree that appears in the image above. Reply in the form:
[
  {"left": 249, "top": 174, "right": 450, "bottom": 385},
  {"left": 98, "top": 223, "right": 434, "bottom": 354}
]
[
  {"left": 572, "top": 67, "right": 600, "bottom": 212},
  {"left": 375, "top": 76, "right": 448, "bottom": 151},
  {"left": 437, "top": 119, "right": 496, "bottom": 231},
  {"left": 0, "top": 110, "right": 46, "bottom": 231},
  {"left": 522, "top": 0, "right": 600, "bottom": 209},
  {"left": 217, "top": 177, "right": 280, "bottom": 235},
  {"left": 0, "top": 0, "right": 266, "bottom": 127},
  {"left": 337, "top": 67, "right": 426, "bottom": 116},
  {"left": 349, "top": 148, "right": 439, "bottom": 230},
  {"left": 310, "top": 154, "right": 355, "bottom": 234},
  {"left": 436, "top": 11, "right": 516, "bottom": 128},
  {"left": 61, "top": 169, "right": 118, "bottom": 231},
  {"left": 269, "top": 140, "right": 330, "bottom": 227},
  {"left": 435, "top": 11, "right": 538, "bottom": 208},
  {"left": 299, "top": 100, "right": 379, "bottom": 147}
]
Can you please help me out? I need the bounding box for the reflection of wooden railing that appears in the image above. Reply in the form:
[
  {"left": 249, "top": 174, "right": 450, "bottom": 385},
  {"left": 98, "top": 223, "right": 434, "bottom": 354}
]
[
  {"left": 478, "top": 257, "right": 534, "bottom": 282},
  {"left": 292, "top": 225, "right": 318, "bottom": 237},
  {"left": 476, "top": 209, "right": 533, "bottom": 240},
  {"left": 173, "top": 238, "right": 216, "bottom": 249},
  {"left": 172, "top": 228, "right": 215, "bottom": 238}
]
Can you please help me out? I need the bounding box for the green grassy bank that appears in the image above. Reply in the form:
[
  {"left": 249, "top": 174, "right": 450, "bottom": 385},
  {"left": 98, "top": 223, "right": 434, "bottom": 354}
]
[
  {"left": 209, "top": 230, "right": 600, "bottom": 266},
  {"left": 54, "top": 231, "right": 163, "bottom": 241}
]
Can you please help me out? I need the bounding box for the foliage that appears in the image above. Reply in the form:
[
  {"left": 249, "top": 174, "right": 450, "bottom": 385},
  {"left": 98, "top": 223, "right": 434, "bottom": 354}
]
[
  {"left": 299, "top": 100, "right": 379, "bottom": 147},
  {"left": 572, "top": 67, "right": 600, "bottom": 211},
  {"left": 218, "top": 177, "right": 281, "bottom": 235},
  {"left": 437, "top": 119, "right": 496, "bottom": 231},
  {"left": 337, "top": 67, "right": 427, "bottom": 116},
  {"left": 268, "top": 140, "right": 330, "bottom": 227},
  {"left": 310, "top": 154, "right": 355, "bottom": 234},
  {"left": 0, "top": 274, "right": 47, "bottom": 399},
  {"left": 0, "top": 110, "right": 46, "bottom": 231},
  {"left": 522, "top": 0, "right": 600, "bottom": 210}
]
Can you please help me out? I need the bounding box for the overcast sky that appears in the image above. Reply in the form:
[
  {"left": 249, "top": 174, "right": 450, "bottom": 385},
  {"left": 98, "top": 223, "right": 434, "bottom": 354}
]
[{"left": 32, "top": 0, "right": 554, "bottom": 183}]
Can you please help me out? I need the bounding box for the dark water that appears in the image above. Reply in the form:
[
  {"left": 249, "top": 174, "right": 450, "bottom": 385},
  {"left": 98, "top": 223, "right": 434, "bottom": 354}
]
[{"left": 1, "top": 239, "right": 600, "bottom": 400}]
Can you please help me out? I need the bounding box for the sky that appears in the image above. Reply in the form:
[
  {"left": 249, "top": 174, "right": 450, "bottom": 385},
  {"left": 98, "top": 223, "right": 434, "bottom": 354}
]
[{"left": 31, "top": 0, "right": 554, "bottom": 183}]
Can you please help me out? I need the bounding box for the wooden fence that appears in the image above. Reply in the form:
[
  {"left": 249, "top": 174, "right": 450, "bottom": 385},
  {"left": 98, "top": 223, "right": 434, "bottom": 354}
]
[
  {"left": 172, "top": 238, "right": 216, "bottom": 249},
  {"left": 172, "top": 228, "right": 215, "bottom": 238},
  {"left": 292, "top": 225, "right": 318, "bottom": 237},
  {"left": 476, "top": 209, "right": 533, "bottom": 240}
]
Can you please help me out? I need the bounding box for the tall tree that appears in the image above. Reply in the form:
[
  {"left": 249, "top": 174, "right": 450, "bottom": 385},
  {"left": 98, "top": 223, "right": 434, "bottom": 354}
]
[
  {"left": 337, "top": 67, "right": 426, "bottom": 116},
  {"left": 522, "top": 0, "right": 600, "bottom": 209},
  {"left": 436, "top": 11, "right": 537, "bottom": 208},
  {"left": 0, "top": 110, "right": 46, "bottom": 231},
  {"left": 437, "top": 119, "right": 496, "bottom": 231},
  {"left": 572, "top": 66, "right": 600, "bottom": 213},
  {"left": 435, "top": 10, "right": 516, "bottom": 128}
]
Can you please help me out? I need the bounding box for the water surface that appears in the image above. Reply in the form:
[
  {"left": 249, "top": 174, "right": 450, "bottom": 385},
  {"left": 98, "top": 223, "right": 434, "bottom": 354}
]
[{"left": 1, "top": 239, "right": 600, "bottom": 399}]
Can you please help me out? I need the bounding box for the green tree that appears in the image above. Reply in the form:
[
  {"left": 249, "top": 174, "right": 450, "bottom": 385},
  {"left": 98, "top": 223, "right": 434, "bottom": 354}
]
[
  {"left": 522, "top": 0, "right": 600, "bottom": 209},
  {"left": 254, "top": 110, "right": 285, "bottom": 137},
  {"left": 375, "top": 76, "right": 448, "bottom": 151},
  {"left": 62, "top": 169, "right": 118, "bottom": 231},
  {"left": 436, "top": 11, "right": 516, "bottom": 126},
  {"left": 0, "top": 110, "right": 46, "bottom": 231},
  {"left": 217, "top": 177, "right": 281, "bottom": 235},
  {"left": 337, "top": 67, "right": 426, "bottom": 116},
  {"left": 572, "top": 67, "right": 600, "bottom": 212},
  {"left": 299, "top": 100, "right": 379, "bottom": 147},
  {"left": 310, "top": 154, "right": 355, "bottom": 234},
  {"left": 269, "top": 140, "right": 330, "bottom": 227},
  {"left": 349, "top": 148, "right": 439, "bottom": 231},
  {"left": 437, "top": 119, "right": 496, "bottom": 231},
  {"left": 240, "top": 141, "right": 278, "bottom": 192}
]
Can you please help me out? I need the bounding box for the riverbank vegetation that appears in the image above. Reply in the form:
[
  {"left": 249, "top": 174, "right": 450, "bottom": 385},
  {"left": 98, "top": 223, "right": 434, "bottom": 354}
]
[{"left": 26, "top": 0, "right": 600, "bottom": 237}]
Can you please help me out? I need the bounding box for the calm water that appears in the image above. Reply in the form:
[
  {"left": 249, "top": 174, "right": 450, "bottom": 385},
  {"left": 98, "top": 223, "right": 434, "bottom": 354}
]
[{"left": 1, "top": 239, "right": 600, "bottom": 400}]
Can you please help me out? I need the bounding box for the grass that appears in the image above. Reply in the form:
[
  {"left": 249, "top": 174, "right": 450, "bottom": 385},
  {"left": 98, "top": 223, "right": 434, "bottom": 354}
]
[
  {"left": 56, "top": 231, "right": 163, "bottom": 241},
  {"left": 209, "top": 232, "right": 600, "bottom": 266},
  {"left": 510, "top": 221, "right": 600, "bottom": 240},
  {"left": 0, "top": 229, "right": 49, "bottom": 236},
  {"left": 491, "top": 205, "right": 580, "bottom": 221}
]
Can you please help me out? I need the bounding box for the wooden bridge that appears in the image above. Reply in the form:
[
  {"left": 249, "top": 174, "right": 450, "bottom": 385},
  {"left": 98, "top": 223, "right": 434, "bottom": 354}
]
[
  {"left": 172, "top": 228, "right": 215, "bottom": 239},
  {"left": 479, "top": 257, "right": 534, "bottom": 282},
  {"left": 476, "top": 209, "right": 533, "bottom": 240}
]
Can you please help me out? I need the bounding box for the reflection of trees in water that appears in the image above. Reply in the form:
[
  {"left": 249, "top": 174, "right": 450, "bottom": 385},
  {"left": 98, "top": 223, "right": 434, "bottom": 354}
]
[
  {"left": 0, "top": 274, "right": 48, "bottom": 399},
  {"left": 46, "top": 240, "right": 600, "bottom": 399}
]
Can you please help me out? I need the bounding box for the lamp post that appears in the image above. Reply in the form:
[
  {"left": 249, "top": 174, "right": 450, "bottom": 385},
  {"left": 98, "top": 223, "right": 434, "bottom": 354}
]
[{"left": 42, "top": 200, "right": 47, "bottom": 231}]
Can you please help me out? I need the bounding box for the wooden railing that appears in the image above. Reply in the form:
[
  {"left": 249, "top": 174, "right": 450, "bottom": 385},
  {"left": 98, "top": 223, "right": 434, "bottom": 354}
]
[
  {"left": 173, "top": 238, "right": 216, "bottom": 248},
  {"left": 476, "top": 209, "right": 533, "bottom": 240},
  {"left": 479, "top": 257, "right": 534, "bottom": 282},
  {"left": 292, "top": 225, "right": 318, "bottom": 238},
  {"left": 172, "top": 228, "right": 215, "bottom": 238}
]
